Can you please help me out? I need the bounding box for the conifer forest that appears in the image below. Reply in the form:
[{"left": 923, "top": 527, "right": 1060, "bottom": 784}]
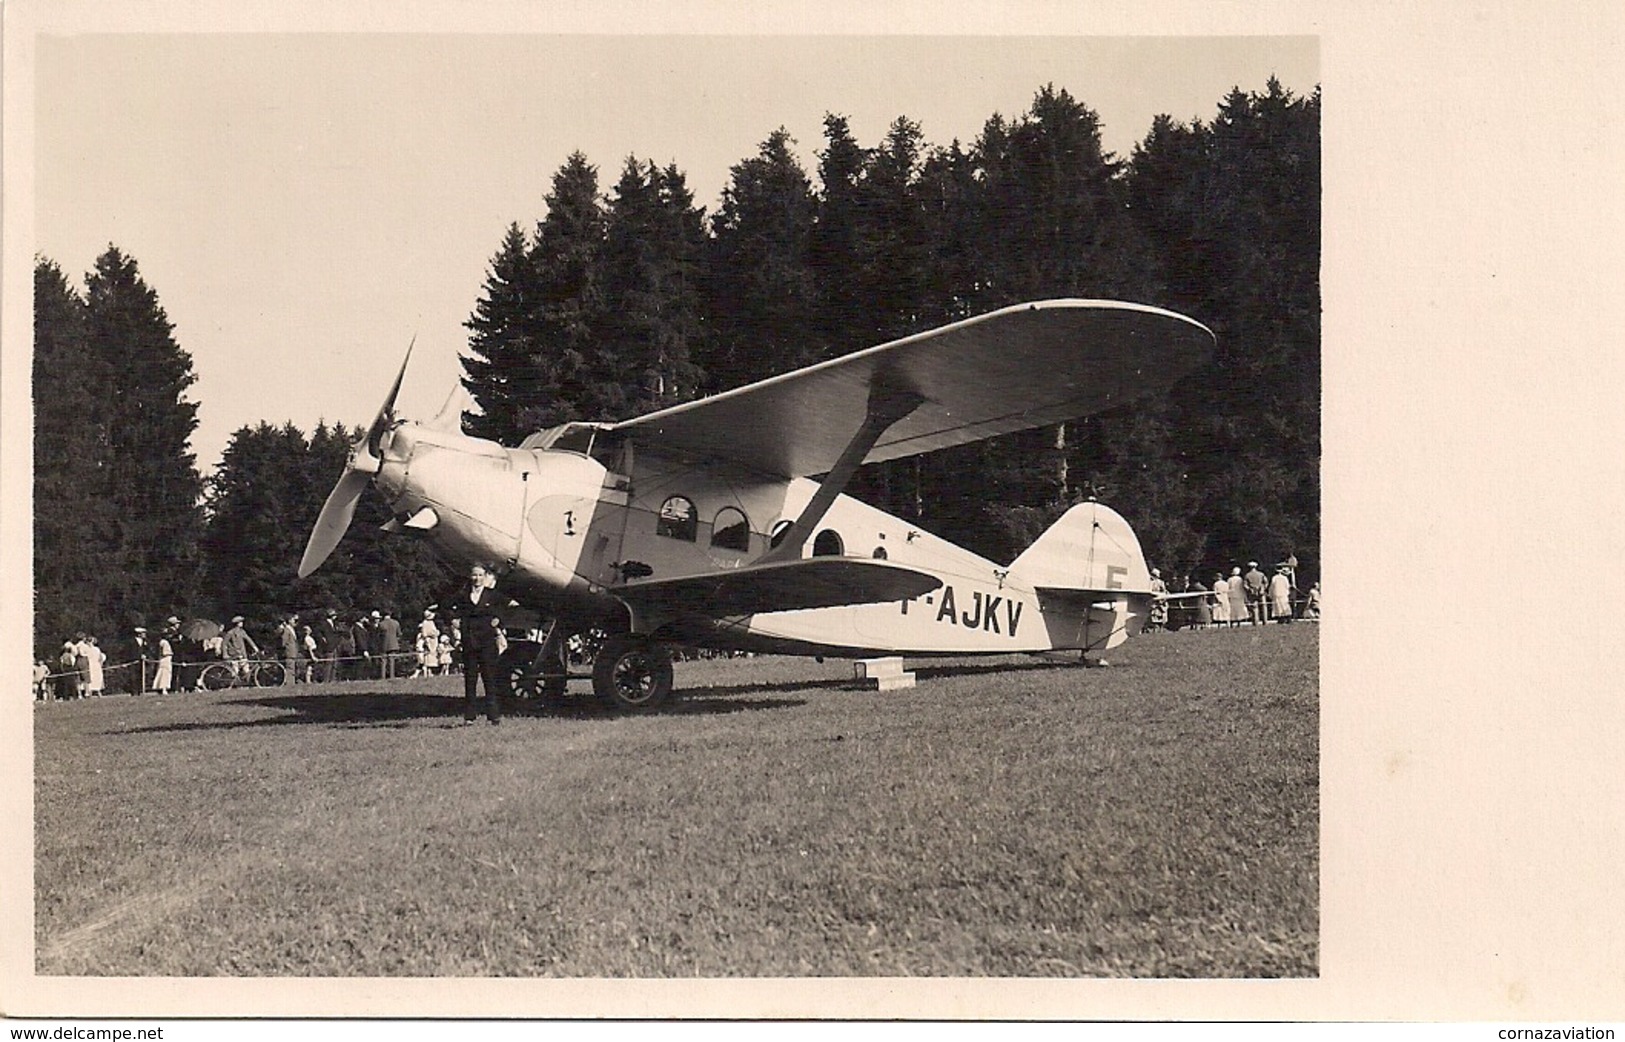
[{"left": 33, "top": 81, "right": 1319, "bottom": 658}]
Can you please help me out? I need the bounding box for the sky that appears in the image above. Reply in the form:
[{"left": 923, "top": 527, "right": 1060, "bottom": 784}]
[
  {"left": 33, "top": 32, "right": 1318, "bottom": 472},
  {"left": 17, "top": 6, "right": 1625, "bottom": 1020}
]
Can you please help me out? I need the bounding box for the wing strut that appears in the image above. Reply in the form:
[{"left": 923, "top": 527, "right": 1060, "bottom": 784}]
[{"left": 758, "top": 373, "right": 924, "bottom": 565}]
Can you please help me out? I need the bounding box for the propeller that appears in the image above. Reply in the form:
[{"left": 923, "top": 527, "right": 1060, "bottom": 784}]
[{"left": 297, "top": 339, "right": 416, "bottom": 579}]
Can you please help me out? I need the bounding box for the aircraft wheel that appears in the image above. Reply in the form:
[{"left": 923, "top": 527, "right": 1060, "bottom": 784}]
[
  {"left": 502, "top": 643, "right": 568, "bottom": 706},
  {"left": 592, "top": 635, "right": 674, "bottom": 712}
]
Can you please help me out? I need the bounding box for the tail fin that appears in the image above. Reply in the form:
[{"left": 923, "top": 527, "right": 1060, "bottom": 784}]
[{"left": 1008, "top": 501, "right": 1153, "bottom": 653}]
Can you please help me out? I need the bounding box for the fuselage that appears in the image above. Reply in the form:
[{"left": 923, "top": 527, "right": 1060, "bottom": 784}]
[{"left": 373, "top": 418, "right": 1148, "bottom": 657}]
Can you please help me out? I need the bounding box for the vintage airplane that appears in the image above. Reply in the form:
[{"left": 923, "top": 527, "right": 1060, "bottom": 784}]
[{"left": 298, "top": 299, "right": 1214, "bottom": 710}]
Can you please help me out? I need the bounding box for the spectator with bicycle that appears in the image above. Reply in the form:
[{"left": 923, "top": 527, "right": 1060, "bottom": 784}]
[{"left": 222, "top": 615, "right": 260, "bottom": 683}]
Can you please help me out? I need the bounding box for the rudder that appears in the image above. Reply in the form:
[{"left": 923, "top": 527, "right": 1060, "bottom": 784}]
[
  {"left": 1007, "top": 501, "right": 1154, "bottom": 654},
  {"left": 1007, "top": 500, "right": 1152, "bottom": 595}
]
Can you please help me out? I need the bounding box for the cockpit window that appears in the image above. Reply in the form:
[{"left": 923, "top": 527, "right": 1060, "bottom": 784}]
[
  {"left": 552, "top": 425, "right": 595, "bottom": 455},
  {"left": 657, "top": 496, "right": 698, "bottom": 542},
  {"left": 813, "top": 529, "right": 844, "bottom": 557},
  {"left": 518, "top": 423, "right": 603, "bottom": 455}
]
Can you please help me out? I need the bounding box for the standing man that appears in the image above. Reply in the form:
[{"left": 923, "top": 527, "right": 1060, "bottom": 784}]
[
  {"left": 222, "top": 616, "right": 260, "bottom": 682},
  {"left": 277, "top": 613, "right": 301, "bottom": 684},
  {"left": 378, "top": 610, "right": 402, "bottom": 679},
  {"left": 452, "top": 563, "right": 508, "bottom": 725},
  {"left": 349, "top": 614, "right": 371, "bottom": 681},
  {"left": 1243, "top": 561, "right": 1268, "bottom": 625},
  {"left": 315, "top": 609, "right": 338, "bottom": 683},
  {"left": 367, "top": 611, "right": 386, "bottom": 678},
  {"left": 130, "top": 626, "right": 151, "bottom": 694}
]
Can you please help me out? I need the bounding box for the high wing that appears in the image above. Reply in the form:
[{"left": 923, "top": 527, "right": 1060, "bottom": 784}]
[
  {"left": 610, "top": 557, "right": 942, "bottom": 626},
  {"left": 612, "top": 299, "right": 1214, "bottom": 479}
]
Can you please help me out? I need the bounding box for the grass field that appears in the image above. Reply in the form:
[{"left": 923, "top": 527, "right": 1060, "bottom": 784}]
[{"left": 34, "top": 623, "right": 1317, "bottom": 978}]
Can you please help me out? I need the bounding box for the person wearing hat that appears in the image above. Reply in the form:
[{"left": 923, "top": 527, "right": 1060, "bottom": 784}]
[
  {"left": 56, "top": 641, "right": 80, "bottom": 700},
  {"left": 1210, "top": 572, "right": 1231, "bottom": 627},
  {"left": 153, "top": 619, "right": 176, "bottom": 694},
  {"left": 313, "top": 608, "right": 339, "bottom": 683},
  {"left": 377, "top": 609, "right": 402, "bottom": 680},
  {"left": 1269, "top": 565, "right": 1295, "bottom": 623},
  {"left": 415, "top": 608, "right": 441, "bottom": 678},
  {"left": 277, "top": 613, "right": 302, "bottom": 685},
  {"left": 1147, "top": 567, "right": 1169, "bottom": 632},
  {"left": 222, "top": 615, "right": 260, "bottom": 683},
  {"left": 1226, "top": 567, "right": 1246, "bottom": 628},
  {"left": 1243, "top": 561, "right": 1268, "bottom": 625},
  {"left": 128, "top": 625, "right": 151, "bottom": 694}
]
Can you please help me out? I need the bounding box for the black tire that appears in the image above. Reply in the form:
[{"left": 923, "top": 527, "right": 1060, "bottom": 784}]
[
  {"left": 255, "top": 661, "right": 286, "bottom": 687},
  {"left": 501, "top": 642, "right": 541, "bottom": 699},
  {"left": 591, "top": 635, "right": 674, "bottom": 712},
  {"left": 498, "top": 642, "right": 565, "bottom": 706},
  {"left": 200, "top": 663, "right": 235, "bottom": 690}
]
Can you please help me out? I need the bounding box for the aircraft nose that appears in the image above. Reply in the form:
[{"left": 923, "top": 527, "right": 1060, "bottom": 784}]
[{"left": 374, "top": 423, "right": 416, "bottom": 500}]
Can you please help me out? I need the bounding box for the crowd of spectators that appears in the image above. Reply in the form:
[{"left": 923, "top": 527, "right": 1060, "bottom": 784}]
[
  {"left": 35, "top": 561, "right": 1322, "bottom": 700},
  {"left": 1145, "top": 557, "right": 1320, "bottom": 633},
  {"left": 34, "top": 605, "right": 470, "bottom": 702}
]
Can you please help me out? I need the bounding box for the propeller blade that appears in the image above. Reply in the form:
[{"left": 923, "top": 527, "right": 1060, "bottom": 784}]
[
  {"left": 299, "top": 337, "right": 419, "bottom": 579},
  {"left": 298, "top": 466, "right": 372, "bottom": 579},
  {"left": 367, "top": 336, "right": 416, "bottom": 456}
]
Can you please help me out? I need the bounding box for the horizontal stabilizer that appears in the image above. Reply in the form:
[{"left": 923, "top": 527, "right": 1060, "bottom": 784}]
[
  {"left": 1032, "top": 587, "right": 1124, "bottom": 613},
  {"left": 612, "top": 557, "right": 942, "bottom": 622}
]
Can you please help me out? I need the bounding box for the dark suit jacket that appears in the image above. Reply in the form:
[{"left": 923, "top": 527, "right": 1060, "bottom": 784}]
[{"left": 450, "top": 585, "right": 505, "bottom": 652}]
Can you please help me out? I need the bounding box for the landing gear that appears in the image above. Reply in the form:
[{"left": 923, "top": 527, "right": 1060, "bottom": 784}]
[
  {"left": 501, "top": 626, "right": 571, "bottom": 707},
  {"left": 591, "top": 634, "right": 674, "bottom": 711}
]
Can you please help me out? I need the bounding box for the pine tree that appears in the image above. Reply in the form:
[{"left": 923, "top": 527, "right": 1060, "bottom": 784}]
[
  {"left": 33, "top": 257, "right": 118, "bottom": 656},
  {"left": 202, "top": 422, "right": 318, "bottom": 621},
  {"left": 528, "top": 152, "right": 609, "bottom": 428},
  {"left": 462, "top": 223, "right": 541, "bottom": 442},
  {"left": 1122, "top": 79, "right": 1321, "bottom": 573},
  {"left": 81, "top": 247, "right": 206, "bottom": 625},
  {"left": 811, "top": 114, "right": 871, "bottom": 357},
  {"left": 596, "top": 158, "right": 708, "bottom": 417},
  {"left": 704, "top": 128, "right": 823, "bottom": 388}
]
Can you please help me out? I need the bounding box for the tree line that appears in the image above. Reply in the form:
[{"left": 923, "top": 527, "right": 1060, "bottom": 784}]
[{"left": 33, "top": 79, "right": 1319, "bottom": 661}]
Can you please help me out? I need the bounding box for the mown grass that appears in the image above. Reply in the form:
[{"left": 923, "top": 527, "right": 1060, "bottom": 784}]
[{"left": 34, "top": 624, "right": 1317, "bottom": 977}]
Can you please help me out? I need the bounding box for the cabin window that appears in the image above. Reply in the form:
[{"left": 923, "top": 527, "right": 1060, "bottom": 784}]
[
  {"left": 711, "top": 507, "right": 751, "bottom": 552},
  {"left": 769, "top": 520, "right": 793, "bottom": 548},
  {"left": 872, "top": 546, "right": 888, "bottom": 560},
  {"left": 813, "top": 529, "right": 844, "bottom": 557},
  {"left": 657, "top": 496, "right": 698, "bottom": 541}
]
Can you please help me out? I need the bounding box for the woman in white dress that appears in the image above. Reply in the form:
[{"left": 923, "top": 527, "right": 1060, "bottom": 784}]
[
  {"left": 86, "top": 636, "right": 106, "bottom": 695},
  {"left": 153, "top": 632, "right": 174, "bottom": 693},
  {"left": 415, "top": 610, "right": 440, "bottom": 677},
  {"left": 1210, "top": 573, "right": 1230, "bottom": 626}
]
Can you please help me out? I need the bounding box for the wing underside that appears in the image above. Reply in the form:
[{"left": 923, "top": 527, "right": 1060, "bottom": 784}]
[
  {"left": 612, "top": 299, "right": 1214, "bottom": 479},
  {"left": 610, "top": 557, "right": 942, "bottom": 625}
]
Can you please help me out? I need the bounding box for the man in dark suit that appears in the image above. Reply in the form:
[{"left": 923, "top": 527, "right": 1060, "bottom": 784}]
[{"left": 452, "top": 563, "right": 508, "bottom": 724}]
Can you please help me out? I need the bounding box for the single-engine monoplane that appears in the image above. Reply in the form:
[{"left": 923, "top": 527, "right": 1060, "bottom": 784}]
[{"left": 299, "top": 299, "right": 1214, "bottom": 709}]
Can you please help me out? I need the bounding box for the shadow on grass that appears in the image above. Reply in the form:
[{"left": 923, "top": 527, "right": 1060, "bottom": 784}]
[
  {"left": 910, "top": 657, "right": 1091, "bottom": 681},
  {"left": 118, "top": 682, "right": 805, "bottom": 732}
]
